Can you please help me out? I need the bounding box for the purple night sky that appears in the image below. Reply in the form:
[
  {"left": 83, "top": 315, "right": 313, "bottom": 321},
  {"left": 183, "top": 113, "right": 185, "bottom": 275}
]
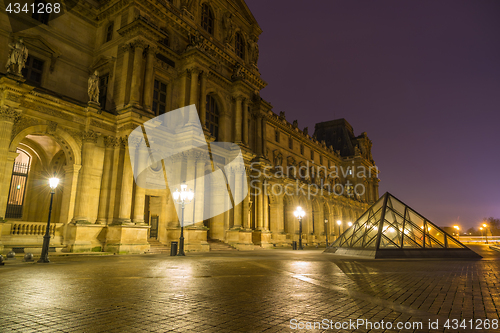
[{"left": 246, "top": 0, "right": 500, "bottom": 229}]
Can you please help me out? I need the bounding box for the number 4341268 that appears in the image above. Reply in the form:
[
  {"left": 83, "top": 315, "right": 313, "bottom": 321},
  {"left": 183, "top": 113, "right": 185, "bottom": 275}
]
[
  {"left": 6, "top": 2, "right": 61, "bottom": 14},
  {"left": 444, "top": 319, "right": 498, "bottom": 330}
]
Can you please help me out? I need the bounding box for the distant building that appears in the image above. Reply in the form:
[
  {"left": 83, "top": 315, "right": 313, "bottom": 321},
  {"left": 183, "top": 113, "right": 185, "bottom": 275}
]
[{"left": 0, "top": 0, "right": 378, "bottom": 253}]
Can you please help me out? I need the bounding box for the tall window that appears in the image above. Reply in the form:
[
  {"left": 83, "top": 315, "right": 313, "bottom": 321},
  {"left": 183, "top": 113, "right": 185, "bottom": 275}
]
[
  {"left": 320, "top": 155, "right": 323, "bottom": 165},
  {"left": 105, "top": 22, "right": 114, "bottom": 43},
  {"left": 32, "top": 0, "right": 50, "bottom": 24},
  {"left": 98, "top": 74, "right": 109, "bottom": 110},
  {"left": 288, "top": 137, "right": 293, "bottom": 149},
  {"left": 235, "top": 32, "right": 245, "bottom": 59},
  {"left": 206, "top": 95, "right": 220, "bottom": 140},
  {"left": 300, "top": 144, "right": 304, "bottom": 155},
  {"left": 22, "top": 55, "right": 44, "bottom": 85},
  {"left": 6, "top": 149, "right": 31, "bottom": 218},
  {"left": 153, "top": 79, "right": 168, "bottom": 115},
  {"left": 201, "top": 3, "right": 214, "bottom": 34},
  {"left": 310, "top": 149, "right": 314, "bottom": 160},
  {"left": 275, "top": 129, "right": 280, "bottom": 143}
]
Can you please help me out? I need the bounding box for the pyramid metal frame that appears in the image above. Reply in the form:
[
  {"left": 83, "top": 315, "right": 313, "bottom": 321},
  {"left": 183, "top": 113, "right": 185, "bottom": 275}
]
[{"left": 325, "top": 193, "right": 481, "bottom": 259}]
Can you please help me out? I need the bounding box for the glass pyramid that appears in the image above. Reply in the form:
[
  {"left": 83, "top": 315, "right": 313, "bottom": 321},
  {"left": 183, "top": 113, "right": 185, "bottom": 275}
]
[{"left": 326, "top": 193, "right": 481, "bottom": 258}]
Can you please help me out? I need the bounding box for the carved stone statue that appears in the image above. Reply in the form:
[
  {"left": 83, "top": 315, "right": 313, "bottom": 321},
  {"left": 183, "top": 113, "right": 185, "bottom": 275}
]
[
  {"left": 231, "top": 64, "right": 246, "bottom": 81},
  {"left": 292, "top": 120, "right": 298, "bottom": 128},
  {"left": 222, "top": 12, "right": 234, "bottom": 44},
  {"left": 303, "top": 127, "right": 308, "bottom": 136},
  {"left": 88, "top": 70, "right": 100, "bottom": 104},
  {"left": 186, "top": 31, "right": 204, "bottom": 51},
  {"left": 248, "top": 38, "right": 259, "bottom": 65},
  {"left": 273, "top": 150, "right": 283, "bottom": 167},
  {"left": 181, "top": 0, "right": 194, "bottom": 10},
  {"left": 6, "top": 38, "right": 28, "bottom": 76},
  {"left": 279, "top": 111, "right": 285, "bottom": 119}
]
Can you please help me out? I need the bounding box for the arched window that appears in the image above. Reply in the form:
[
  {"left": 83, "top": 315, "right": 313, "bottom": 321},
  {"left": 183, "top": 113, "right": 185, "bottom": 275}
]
[
  {"left": 201, "top": 3, "right": 214, "bottom": 35},
  {"left": 235, "top": 32, "right": 245, "bottom": 59},
  {"left": 206, "top": 95, "right": 220, "bottom": 140},
  {"left": 6, "top": 149, "right": 31, "bottom": 218}
]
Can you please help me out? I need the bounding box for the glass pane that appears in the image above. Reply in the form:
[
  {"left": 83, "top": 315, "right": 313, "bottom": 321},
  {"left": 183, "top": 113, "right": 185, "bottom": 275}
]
[
  {"left": 407, "top": 209, "right": 425, "bottom": 229},
  {"left": 382, "top": 220, "right": 401, "bottom": 247},
  {"left": 379, "top": 234, "right": 398, "bottom": 249},
  {"left": 447, "top": 236, "right": 465, "bottom": 249},
  {"left": 402, "top": 222, "right": 424, "bottom": 247},
  {"left": 388, "top": 195, "right": 406, "bottom": 215},
  {"left": 426, "top": 223, "right": 445, "bottom": 247}
]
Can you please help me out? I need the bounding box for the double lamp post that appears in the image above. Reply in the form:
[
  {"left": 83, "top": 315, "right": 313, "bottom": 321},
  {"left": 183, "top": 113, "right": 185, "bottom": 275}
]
[{"left": 172, "top": 183, "right": 194, "bottom": 256}]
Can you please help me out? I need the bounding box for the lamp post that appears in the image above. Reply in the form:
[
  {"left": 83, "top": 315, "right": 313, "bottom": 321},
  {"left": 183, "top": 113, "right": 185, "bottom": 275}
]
[
  {"left": 348, "top": 221, "right": 353, "bottom": 227},
  {"left": 38, "top": 177, "right": 59, "bottom": 263},
  {"left": 172, "top": 183, "right": 194, "bottom": 256},
  {"left": 294, "top": 206, "right": 305, "bottom": 250},
  {"left": 324, "top": 219, "right": 328, "bottom": 247},
  {"left": 453, "top": 225, "right": 460, "bottom": 240},
  {"left": 482, "top": 223, "right": 489, "bottom": 244},
  {"left": 336, "top": 220, "right": 342, "bottom": 239}
]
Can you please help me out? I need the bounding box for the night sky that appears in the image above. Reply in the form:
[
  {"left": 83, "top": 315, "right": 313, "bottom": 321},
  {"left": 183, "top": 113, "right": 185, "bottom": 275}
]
[{"left": 246, "top": 0, "right": 500, "bottom": 229}]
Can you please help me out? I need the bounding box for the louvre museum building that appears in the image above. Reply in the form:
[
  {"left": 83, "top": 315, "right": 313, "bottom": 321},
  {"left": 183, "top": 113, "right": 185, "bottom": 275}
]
[{"left": 0, "top": 0, "right": 379, "bottom": 253}]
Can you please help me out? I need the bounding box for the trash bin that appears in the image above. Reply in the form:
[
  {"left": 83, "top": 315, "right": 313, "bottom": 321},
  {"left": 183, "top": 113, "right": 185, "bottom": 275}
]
[
  {"left": 292, "top": 241, "right": 297, "bottom": 250},
  {"left": 170, "top": 241, "right": 178, "bottom": 256}
]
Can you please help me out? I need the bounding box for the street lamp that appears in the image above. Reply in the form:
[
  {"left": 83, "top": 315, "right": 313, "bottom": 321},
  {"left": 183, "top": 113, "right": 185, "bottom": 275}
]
[
  {"left": 482, "top": 223, "right": 489, "bottom": 244},
  {"left": 348, "top": 221, "right": 353, "bottom": 227},
  {"left": 38, "top": 177, "right": 59, "bottom": 263},
  {"left": 479, "top": 227, "right": 484, "bottom": 243},
  {"left": 336, "top": 220, "right": 342, "bottom": 238},
  {"left": 324, "top": 219, "right": 328, "bottom": 247},
  {"left": 172, "top": 183, "right": 194, "bottom": 256},
  {"left": 453, "top": 225, "right": 460, "bottom": 240},
  {"left": 294, "top": 206, "right": 306, "bottom": 250}
]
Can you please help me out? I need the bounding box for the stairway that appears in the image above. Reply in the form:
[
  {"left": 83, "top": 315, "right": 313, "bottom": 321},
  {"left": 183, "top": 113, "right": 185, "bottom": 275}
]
[
  {"left": 208, "top": 239, "right": 238, "bottom": 251},
  {"left": 146, "top": 238, "right": 170, "bottom": 254}
]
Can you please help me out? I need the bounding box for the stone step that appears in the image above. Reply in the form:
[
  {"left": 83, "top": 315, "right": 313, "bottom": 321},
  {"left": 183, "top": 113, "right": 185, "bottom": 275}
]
[{"left": 208, "top": 239, "right": 238, "bottom": 251}]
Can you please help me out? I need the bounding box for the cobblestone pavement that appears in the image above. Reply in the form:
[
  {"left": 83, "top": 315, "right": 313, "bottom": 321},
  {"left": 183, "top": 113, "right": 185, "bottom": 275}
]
[{"left": 0, "top": 245, "right": 499, "bottom": 333}]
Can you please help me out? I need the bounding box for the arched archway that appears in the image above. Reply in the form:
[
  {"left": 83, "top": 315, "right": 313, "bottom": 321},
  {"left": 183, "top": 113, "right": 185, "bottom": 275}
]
[{"left": 3, "top": 125, "right": 82, "bottom": 224}]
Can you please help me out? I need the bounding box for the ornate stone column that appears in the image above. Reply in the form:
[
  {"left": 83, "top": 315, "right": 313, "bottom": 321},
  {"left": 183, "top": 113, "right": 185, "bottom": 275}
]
[
  {"left": 242, "top": 174, "right": 251, "bottom": 229},
  {"left": 143, "top": 46, "right": 156, "bottom": 112},
  {"left": 130, "top": 41, "right": 146, "bottom": 106},
  {"left": 242, "top": 99, "right": 249, "bottom": 145},
  {"left": 255, "top": 114, "right": 263, "bottom": 156},
  {"left": 194, "top": 151, "right": 207, "bottom": 227},
  {"left": 132, "top": 138, "right": 148, "bottom": 225},
  {"left": 263, "top": 181, "right": 269, "bottom": 231},
  {"left": 178, "top": 70, "right": 188, "bottom": 108},
  {"left": 189, "top": 68, "right": 200, "bottom": 107},
  {"left": 73, "top": 130, "right": 98, "bottom": 224},
  {"left": 199, "top": 71, "right": 207, "bottom": 127},
  {"left": 256, "top": 176, "right": 264, "bottom": 230},
  {"left": 227, "top": 166, "right": 235, "bottom": 229},
  {"left": 233, "top": 96, "right": 243, "bottom": 143},
  {"left": 184, "top": 152, "right": 196, "bottom": 225},
  {"left": 0, "top": 106, "right": 20, "bottom": 219},
  {"left": 261, "top": 115, "right": 267, "bottom": 158},
  {"left": 232, "top": 166, "right": 244, "bottom": 229},
  {"left": 96, "top": 136, "right": 117, "bottom": 224},
  {"left": 59, "top": 164, "right": 82, "bottom": 224},
  {"left": 114, "top": 136, "right": 134, "bottom": 224},
  {"left": 117, "top": 43, "right": 133, "bottom": 108}
]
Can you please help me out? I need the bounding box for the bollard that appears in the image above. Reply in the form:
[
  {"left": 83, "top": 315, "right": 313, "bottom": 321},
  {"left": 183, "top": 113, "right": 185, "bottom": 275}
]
[
  {"left": 170, "top": 241, "right": 178, "bottom": 256},
  {"left": 0, "top": 255, "right": 4, "bottom": 266},
  {"left": 23, "top": 253, "right": 34, "bottom": 262},
  {"left": 292, "top": 241, "right": 297, "bottom": 250},
  {"left": 6, "top": 251, "right": 16, "bottom": 260}
]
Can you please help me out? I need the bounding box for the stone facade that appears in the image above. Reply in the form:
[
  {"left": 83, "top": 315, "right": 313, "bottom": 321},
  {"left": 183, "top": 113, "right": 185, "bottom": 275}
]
[{"left": 0, "top": 0, "right": 379, "bottom": 253}]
